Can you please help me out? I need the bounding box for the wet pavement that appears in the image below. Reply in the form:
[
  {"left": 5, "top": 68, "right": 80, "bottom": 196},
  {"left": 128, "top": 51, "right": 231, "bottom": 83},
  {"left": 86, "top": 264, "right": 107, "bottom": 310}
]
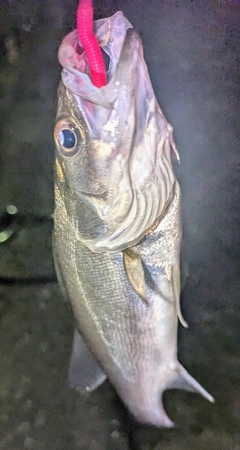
[{"left": 0, "top": 1, "right": 239, "bottom": 449}]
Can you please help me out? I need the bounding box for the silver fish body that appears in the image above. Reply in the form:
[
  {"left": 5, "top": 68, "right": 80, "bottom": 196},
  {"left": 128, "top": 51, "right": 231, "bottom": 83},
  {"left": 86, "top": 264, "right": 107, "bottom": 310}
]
[{"left": 53, "top": 12, "right": 213, "bottom": 427}]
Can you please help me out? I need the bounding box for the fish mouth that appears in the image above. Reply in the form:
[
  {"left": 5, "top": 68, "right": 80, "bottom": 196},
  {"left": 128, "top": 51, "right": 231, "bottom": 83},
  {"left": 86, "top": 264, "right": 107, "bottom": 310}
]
[{"left": 58, "top": 11, "right": 134, "bottom": 109}]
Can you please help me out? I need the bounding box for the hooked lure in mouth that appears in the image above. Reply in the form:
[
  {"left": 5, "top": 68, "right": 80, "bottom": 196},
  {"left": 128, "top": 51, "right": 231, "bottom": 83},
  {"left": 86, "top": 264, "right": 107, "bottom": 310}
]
[
  {"left": 53, "top": 10, "right": 214, "bottom": 427},
  {"left": 76, "top": 0, "right": 107, "bottom": 88}
]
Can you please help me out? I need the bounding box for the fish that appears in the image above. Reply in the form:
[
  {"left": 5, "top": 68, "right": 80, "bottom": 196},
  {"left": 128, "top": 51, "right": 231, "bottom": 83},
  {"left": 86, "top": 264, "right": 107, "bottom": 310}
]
[{"left": 53, "top": 12, "right": 214, "bottom": 427}]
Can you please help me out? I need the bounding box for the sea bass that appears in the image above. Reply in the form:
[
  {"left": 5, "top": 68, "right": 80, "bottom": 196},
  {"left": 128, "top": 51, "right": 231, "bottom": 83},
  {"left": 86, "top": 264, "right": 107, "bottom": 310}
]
[{"left": 53, "top": 12, "right": 214, "bottom": 427}]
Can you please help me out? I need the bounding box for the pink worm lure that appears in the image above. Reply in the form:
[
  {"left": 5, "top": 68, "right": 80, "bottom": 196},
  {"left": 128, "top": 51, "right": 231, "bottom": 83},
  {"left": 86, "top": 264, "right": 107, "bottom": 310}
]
[{"left": 77, "top": 0, "right": 107, "bottom": 88}]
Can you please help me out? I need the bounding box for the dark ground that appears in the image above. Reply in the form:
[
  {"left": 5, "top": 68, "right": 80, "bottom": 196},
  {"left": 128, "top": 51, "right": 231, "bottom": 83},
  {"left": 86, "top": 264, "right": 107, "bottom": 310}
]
[{"left": 0, "top": 0, "right": 239, "bottom": 449}]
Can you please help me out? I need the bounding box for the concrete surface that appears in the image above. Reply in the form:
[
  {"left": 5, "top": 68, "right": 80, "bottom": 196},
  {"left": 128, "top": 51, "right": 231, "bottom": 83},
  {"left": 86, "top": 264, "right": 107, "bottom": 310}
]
[{"left": 0, "top": 0, "right": 239, "bottom": 449}]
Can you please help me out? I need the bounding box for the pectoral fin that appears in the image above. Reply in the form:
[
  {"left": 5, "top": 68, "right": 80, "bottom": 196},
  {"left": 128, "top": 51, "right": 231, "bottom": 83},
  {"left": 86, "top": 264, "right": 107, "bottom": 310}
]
[
  {"left": 123, "top": 249, "right": 147, "bottom": 303},
  {"left": 68, "top": 328, "right": 106, "bottom": 393},
  {"left": 169, "top": 363, "right": 214, "bottom": 403}
]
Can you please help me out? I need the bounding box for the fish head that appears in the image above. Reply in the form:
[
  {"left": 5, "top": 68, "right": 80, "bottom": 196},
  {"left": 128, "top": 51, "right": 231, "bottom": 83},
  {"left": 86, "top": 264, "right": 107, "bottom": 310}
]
[{"left": 54, "top": 12, "right": 178, "bottom": 252}]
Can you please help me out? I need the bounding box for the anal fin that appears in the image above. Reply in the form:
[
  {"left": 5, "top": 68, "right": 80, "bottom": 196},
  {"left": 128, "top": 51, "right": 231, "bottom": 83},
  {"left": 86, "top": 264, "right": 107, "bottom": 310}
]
[
  {"left": 169, "top": 363, "right": 214, "bottom": 403},
  {"left": 68, "top": 328, "right": 106, "bottom": 393}
]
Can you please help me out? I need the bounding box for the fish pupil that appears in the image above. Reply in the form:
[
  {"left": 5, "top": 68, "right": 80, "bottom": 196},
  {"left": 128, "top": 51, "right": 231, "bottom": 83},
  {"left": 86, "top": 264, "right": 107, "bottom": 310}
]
[{"left": 59, "top": 129, "right": 76, "bottom": 149}]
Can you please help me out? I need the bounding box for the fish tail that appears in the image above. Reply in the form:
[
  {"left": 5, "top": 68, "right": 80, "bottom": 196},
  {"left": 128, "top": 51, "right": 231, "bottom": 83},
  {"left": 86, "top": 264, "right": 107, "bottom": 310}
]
[
  {"left": 169, "top": 363, "right": 215, "bottom": 403},
  {"left": 132, "top": 401, "right": 174, "bottom": 428}
]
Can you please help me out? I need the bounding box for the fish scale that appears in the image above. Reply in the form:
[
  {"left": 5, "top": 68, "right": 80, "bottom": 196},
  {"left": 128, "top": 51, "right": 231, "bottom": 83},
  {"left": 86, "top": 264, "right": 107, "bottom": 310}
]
[{"left": 55, "top": 189, "right": 149, "bottom": 377}]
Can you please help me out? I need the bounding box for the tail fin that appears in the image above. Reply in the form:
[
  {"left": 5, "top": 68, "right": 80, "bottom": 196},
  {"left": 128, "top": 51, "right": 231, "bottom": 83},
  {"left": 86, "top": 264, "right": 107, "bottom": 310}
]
[
  {"left": 133, "top": 400, "right": 175, "bottom": 428},
  {"left": 169, "top": 363, "right": 214, "bottom": 403}
]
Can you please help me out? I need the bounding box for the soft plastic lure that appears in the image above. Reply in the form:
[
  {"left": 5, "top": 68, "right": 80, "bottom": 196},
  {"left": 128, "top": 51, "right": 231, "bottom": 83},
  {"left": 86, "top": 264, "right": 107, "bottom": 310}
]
[{"left": 77, "top": 0, "right": 107, "bottom": 87}]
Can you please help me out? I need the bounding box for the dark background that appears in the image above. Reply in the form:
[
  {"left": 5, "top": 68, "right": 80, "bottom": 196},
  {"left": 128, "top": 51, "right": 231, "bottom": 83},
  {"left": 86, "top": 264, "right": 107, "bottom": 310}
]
[{"left": 0, "top": 1, "right": 239, "bottom": 449}]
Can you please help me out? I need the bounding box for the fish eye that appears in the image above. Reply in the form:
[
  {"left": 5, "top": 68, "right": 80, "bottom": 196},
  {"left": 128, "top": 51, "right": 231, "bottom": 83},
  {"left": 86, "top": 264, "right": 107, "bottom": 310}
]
[
  {"left": 59, "top": 129, "right": 76, "bottom": 149},
  {"left": 54, "top": 118, "right": 85, "bottom": 157}
]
